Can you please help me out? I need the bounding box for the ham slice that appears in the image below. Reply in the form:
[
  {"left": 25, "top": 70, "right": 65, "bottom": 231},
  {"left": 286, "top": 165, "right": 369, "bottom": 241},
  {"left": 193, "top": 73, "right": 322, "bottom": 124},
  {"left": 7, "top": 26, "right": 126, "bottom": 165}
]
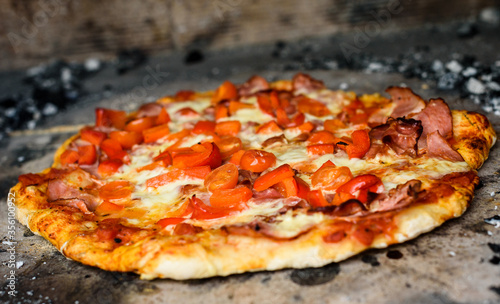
[
  {"left": 46, "top": 169, "right": 102, "bottom": 214},
  {"left": 238, "top": 75, "right": 270, "bottom": 96},
  {"left": 426, "top": 131, "right": 464, "bottom": 162},
  {"left": 370, "top": 180, "right": 422, "bottom": 212},
  {"left": 137, "top": 102, "right": 163, "bottom": 118},
  {"left": 387, "top": 87, "right": 426, "bottom": 118},
  {"left": 369, "top": 118, "right": 423, "bottom": 158},
  {"left": 292, "top": 73, "right": 325, "bottom": 94}
]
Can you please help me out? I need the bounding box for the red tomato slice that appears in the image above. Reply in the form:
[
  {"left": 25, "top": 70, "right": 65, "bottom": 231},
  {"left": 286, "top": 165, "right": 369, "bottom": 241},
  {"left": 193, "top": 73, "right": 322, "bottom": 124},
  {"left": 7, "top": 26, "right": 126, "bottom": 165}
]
[
  {"left": 60, "top": 150, "right": 79, "bottom": 165},
  {"left": 146, "top": 166, "right": 211, "bottom": 188},
  {"left": 77, "top": 145, "right": 97, "bottom": 165},
  {"left": 109, "top": 131, "right": 143, "bottom": 149},
  {"left": 240, "top": 150, "right": 276, "bottom": 173},
  {"left": 211, "top": 81, "right": 238, "bottom": 104},
  {"left": 204, "top": 163, "right": 239, "bottom": 192},
  {"left": 216, "top": 136, "right": 242, "bottom": 159},
  {"left": 97, "top": 159, "right": 123, "bottom": 177},
  {"left": 311, "top": 166, "right": 353, "bottom": 191},
  {"left": 125, "top": 117, "right": 155, "bottom": 133},
  {"left": 80, "top": 127, "right": 107, "bottom": 146},
  {"left": 95, "top": 108, "right": 127, "bottom": 129},
  {"left": 192, "top": 120, "right": 216, "bottom": 134},
  {"left": 143, "top": 124, "right": 170, "bottom": 143}
]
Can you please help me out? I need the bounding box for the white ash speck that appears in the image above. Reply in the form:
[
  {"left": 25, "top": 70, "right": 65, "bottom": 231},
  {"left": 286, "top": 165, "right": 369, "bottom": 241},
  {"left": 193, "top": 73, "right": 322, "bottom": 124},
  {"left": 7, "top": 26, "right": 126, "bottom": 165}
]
[
  {"left": 17, "top": 156, "right": 25, "bottom": 162},
  {"left": 491, "top": 192, "right": 496, "bottom": 197},
  {"left": 446, "top": 60, "right": 463, "bottom": 73},
  {"left": 487, "top": 82, "right": 500, "bottom": 91},
  {"left": 42, "top": 103, "right": 58, "bottom": 116},
  {"left": 466, "top": 78, "right": 486, "bottom": 94},
  {"left": 32, "top": 276, "right": 36, "bottom": 280},
  {"left": 462, "top": 67, "right": 477, "bottom": 77},
  {"left": 16, "top": 261, "right": 24, "bottom": 269},
  {"left": 488, "top": 231, "right": 493, "bottom": 236},
  {"left": 485, "top": 215, "right": 500, "bottom": 228},
  {"left": 449, "top": 251, "right": 456, "bottom": 257},
  {"left": 27, "top": 291, "right": 33, "bottom": 296},
  {"left": 339, "top": 83, "right": 349, "bottom": 90}
]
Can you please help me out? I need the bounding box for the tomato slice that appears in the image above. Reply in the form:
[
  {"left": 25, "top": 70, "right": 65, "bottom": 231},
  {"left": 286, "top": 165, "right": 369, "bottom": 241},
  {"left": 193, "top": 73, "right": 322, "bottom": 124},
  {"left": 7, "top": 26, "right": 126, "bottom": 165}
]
[
  {"left": 97, "top": 159, "right": 123, "bottom": 177},
  {"left": 109, "top": 131, "right": 143, "bottom": 149},
  {"left": 240, "top": 150, "right": 276, "bottom": 173},
  {"left": 276, "top": 108, "right": 305, "bottom": 128},
  {"left": 215, "top": 104, "right": 229, "bottom": 121},
  {"left": 307, "top": 190, "right": 330, "bottom": 207},
  {"left": 99, "top": 180, "right": 133, "bottom": 201},
  {"left": 318, "top": 160, "right": 336, "bottom": 170},
  {"left": 146, "top": 166, "right": 211, "bottom": 188},
  {"left": 100, "top": 138, "right": 128, "bottom": 162},
  {"left": 253, "top": 164, "right": 295, "bottom": 192},
  {"left": 156, "top": 107, "right": 171, "bottom": 125},
  {"left": 175, "top": 90, "right": 195, "bottom": 101},
  {"left": 192, "top": 120, "right": 216, "bottom": 134},
  {"left": 256, "top": 121, "right": 282, "bottom": 134},
  {"left": 216, "top": 136, "right": 242, "bottom": 159},
  {"left": 308, "top": 130, "right": 336, "bottom": 144},
  {"left": 212, "top": 80, "right": 238, "bottom": 104},
  {"left": 229, "top": 149, "right": 245, "bottom": 166},
  {"left": 95, "top": 108, "right": 127, "bottom": 129},
  {"left": 274, "top": 177, "right": 298, "bottom": 197},
  {"left": 204, "top": 163, "right": 239, "bottom": 192},
  {"left": 324, "top": 119, "right": 346, "bottom": 132},
  {"left": 294, "top": 176, "right": 310, "bottom": 200},
  {"left": 286, "top": 121, "right": 315, "bottom": 134},
  {"left": 215, "top": 120, "right": 241, "bottom": 137},
  {"left": 80, "top": 127, "right": 107, "bottom": 146},
  {"left": 346, "top": 129, "right": 371, "bottom": 159},
  {"left": 125, "top": 117, "right": 155, "bottom": 133},
  {"left": 77, "top": 145, "right": 97, "bottom": 165},
  {"left": 210, "top": 187, "right": 252, "bottom": 208},
  {"left": 95, "top": 201, "right": 124, "bottom": 214},
  {"left": 190, "top": 196, "right": 239, "bottom": 220},
  {"left": 311, "top": 166, "right": 353, "bottom": 191},
  {"left": 228, "top": 101, "right": 253, "bottom": 115},
  {"left": 172, "top": 142, "right": 221, "bottom": 169},
  {"left": 297, "top": 96, "right": 331, "bottom": 117},
  {"left": 143, "top": 124, "right": 170, "bottom": 143},
  {"left": 60, "top": 150, "right": 79, "bottom": 165}
]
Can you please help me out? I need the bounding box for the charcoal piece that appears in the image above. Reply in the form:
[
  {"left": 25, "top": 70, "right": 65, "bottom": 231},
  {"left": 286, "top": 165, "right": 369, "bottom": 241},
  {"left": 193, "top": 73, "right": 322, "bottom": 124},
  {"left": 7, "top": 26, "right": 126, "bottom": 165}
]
[
  {"left": 437, "top": 73, "right": 462, "bottom": 90},
  {"left": 456, "top": 22, "right": 478, "bottom": 38},
  {"left": 184, "top": 49, "right": 204, "bottom": 64},
  {"left": 466, "top": 78, "right": 486, "bottom": 95},
  {"left": 116, "top": 48, "right": 147, "bottom": 74}
]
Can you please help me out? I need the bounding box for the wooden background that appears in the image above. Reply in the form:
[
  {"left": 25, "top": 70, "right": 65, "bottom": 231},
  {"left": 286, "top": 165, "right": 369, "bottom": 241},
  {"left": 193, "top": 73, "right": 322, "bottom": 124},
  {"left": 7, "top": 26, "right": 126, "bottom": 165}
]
[{"left": 0, "top": 0, "right": 497, "bottom": 71}]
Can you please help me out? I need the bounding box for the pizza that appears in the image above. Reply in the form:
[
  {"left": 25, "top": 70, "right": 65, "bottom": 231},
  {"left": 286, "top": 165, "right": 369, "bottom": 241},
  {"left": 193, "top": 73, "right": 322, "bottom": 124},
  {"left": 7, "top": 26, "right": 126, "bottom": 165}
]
[{"left": 11, "top": 73, "right": 496, "bottom": 280}]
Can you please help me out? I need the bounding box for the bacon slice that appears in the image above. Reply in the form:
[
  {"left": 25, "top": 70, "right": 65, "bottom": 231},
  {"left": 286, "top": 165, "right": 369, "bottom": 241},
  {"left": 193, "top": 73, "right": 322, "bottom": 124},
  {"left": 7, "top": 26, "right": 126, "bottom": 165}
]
[
  {"left": 369, "top": 118, "right": 423, "bottom": 158},
  {"left": 238, "top": 75, "right": 270, "bottom": 96},
  {"left": 410, "top": 98, "right": 454, "bottom": 152},
  {"left": 292, "top": 73, "right": 325, "bottom": 94},
  {"left": 137, "top": 102, "right": 163, "bottom": 118},
  {"left": 426, "top": 131, "right": 464, "bottom": 162},
  {"left": 46, "top": 169, "right": 102, "bottom": 214},
  {"left": 387, "top": 87, "right": 426, "bottom": 118},
  {"left": 370, "top": 180, "right": 422, "bottom": 212}
]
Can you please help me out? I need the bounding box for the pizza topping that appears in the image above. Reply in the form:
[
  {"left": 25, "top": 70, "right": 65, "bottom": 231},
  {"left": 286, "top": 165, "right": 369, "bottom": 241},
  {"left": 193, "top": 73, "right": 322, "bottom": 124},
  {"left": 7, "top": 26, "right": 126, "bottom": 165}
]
[
  {"left": 369, "top": 118, "right": 423, "bottom": 158},
  {"left": 292, "top": 73, "right": 325, "bottom": 94},
  {"left": 204, "top": 163, "right": 239, "bottom": 192},
  {"left": 238, "top": 75, "right": 270, "bottom": 96},
  {"left": 426, "top": 131, "right": 465, "bottom": 162},
  {"left": 210, "top": 187, "right": 253, "bottom": 208},
  {"left": 240, "top": 150, "right": 277, "bottom": 173},
  {"left": 136, "top": 102, "right": 163, "bottom": 118},
  {"left": 411, "top": 98, "right": 453, "bottom": 140},
  {"left": 95, "top": 108, "right": 127, "bottom": 130},
  {"left": 46, "top": 169, "right": 101, "bottom": 213},
  {"left": 253, "top": 164, "right": 295, "bottom": 192},
  {"left": 370, "top": 180, "right": 421, "bottom": 212},
  {"left": 212, "top": 80, "right": 238, "bottom": 104},
  {"left": 80, "top": 127, "right": 107, "bottom": 146},
  {"left": 386, "top": 87, "right": 426, "bottom": 119},
  {"left": 311, "top": 166, "right": 353, "bottom": 192}
]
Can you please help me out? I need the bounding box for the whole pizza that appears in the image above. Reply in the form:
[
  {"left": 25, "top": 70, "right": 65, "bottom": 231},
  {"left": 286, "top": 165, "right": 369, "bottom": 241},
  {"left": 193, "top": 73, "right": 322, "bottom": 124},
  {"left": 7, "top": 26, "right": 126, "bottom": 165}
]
[{"left": 11, "top": 73, "right": 496, "bottom": 280}]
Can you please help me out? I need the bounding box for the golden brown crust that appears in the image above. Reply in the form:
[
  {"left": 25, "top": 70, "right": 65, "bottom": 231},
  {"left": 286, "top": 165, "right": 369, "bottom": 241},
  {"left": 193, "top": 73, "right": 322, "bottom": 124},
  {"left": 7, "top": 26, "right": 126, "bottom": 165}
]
[
  {"left": 452, "top": 110, "right": 496, "bottom": 170},
  {"left": 10, "top": 82, "right": 496, "bottom": 280}
]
